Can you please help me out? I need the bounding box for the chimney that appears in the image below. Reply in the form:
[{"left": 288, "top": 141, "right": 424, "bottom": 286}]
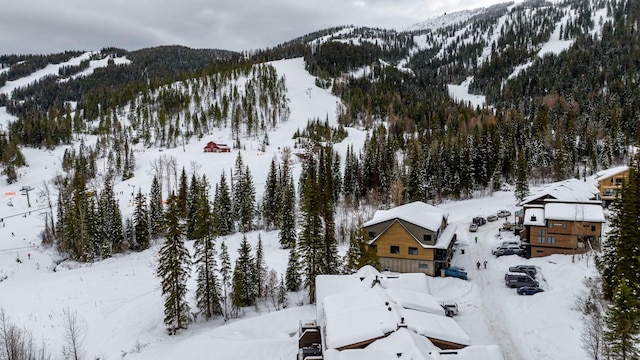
[{"left": 531, "top": 215, "right": 537, "bottom": 221}]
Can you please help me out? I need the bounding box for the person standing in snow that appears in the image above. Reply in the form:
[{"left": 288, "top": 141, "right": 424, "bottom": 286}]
[
  {"left": 483, "top": 260, "right": 487, "bottom": 269},
  {"left": 476, "top": 261, "right": 481, "bottom": 270}
]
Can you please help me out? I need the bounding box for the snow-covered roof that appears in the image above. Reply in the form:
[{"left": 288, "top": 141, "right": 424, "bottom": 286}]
[
  {"left": 379, "top": 273, "right": 431, "bottom": 294},
  {"left": 519, "top": 178, "right": 598, "bottom": 206},
  {"left": 316, "top": 274, "right": 369, "bottom": 323},
  {"left": 523, "top": 208, "right": 545, "bottom": 226},
  {"left": 431, "top": 345, "right": 506, "bottom": 360},
  {"left": 365, "top": 328, "right": 439, "bottom": 360},
  {"left": 544, "top": 201, "right": 605, "bottom": 223},
  {"left": 363, "top": 201, "right": 448, "bottom": 232},
  {"left": 399, "top": 308, "right": 472, "bottom": 347},
  {"left": 384, "top": 288, "right": 445, "bottom": 316},
  {"left": 323, "top": 348, "right": 403, "bottom": 360},
  {"left": 323, "top": 287, "right": 399, "bottom": 350},
  {"left": 433, "top": 224, "right": 456, "bottom": 249},
  {"left": 595, "top": 165, "right": 628, "bottom": 182}
]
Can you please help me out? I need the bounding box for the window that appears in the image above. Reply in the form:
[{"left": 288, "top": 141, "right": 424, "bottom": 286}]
[
  {"left": 390, "top": 246, "right": 400, "bottom": 254},
  {"left": 537, "top": 229, "right": 545, "bottom": 244},
  {"left": 369, "top": 244, "right": 377, "bottom": 252},
  {"left": 408, "top": 247, "right": 418, "bottom": 255},
  {"left": 548, "top": 237, "right": 556, "bottom": 244},
  {"left": 368, "top": 231, "right": 376, "bottom": 238},
  {"left": 591, "top": 225, "right": 596, "bottom": 231},
  {"left": 548, "top": 223, "right": 553, "bottom": 229},
  {"left": 423, "top": 234, "right": 432, "bottom": 242},
  {"left": 563, "top": 223, "right": 567, "bottom": 229},
  {"left": 418, "top": 263, "right": 428, "bottom": 269},
  {"left": 538, "top": 237, "right": 545, "bottom": 244}
]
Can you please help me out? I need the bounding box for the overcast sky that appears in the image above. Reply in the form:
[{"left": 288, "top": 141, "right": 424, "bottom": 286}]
[{"left": 1, "top": 0, "right": 508, "bottom": 55}]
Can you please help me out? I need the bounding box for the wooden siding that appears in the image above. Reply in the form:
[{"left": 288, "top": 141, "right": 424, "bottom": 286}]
[
  {"left": 365, "top": 219, "right": 438, "bottom": 246},
  {"left": 373, "top": 222, "right": 433, "bottom": 261},
  {"left": 598, "top": 170, "right": 628, "bottom": 201},
  {"left": 379, "top": 257, "right": 436, "bottom": 276},
  {"left": 526, "top": 221, "right": 602, "bottom": 258}
]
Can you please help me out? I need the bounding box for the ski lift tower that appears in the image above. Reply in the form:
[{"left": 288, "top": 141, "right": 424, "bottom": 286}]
[{"left": 20, "top": 186, "right": 34, "bottom": 208}]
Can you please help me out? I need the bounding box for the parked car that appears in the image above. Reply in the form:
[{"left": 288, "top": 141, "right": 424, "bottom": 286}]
[
  {"left": 517, "top": 286, "right": 544, "bottom": 295},
  {"left": 487, "top": 214, "right": 498, "bottom": 222},
  {"left": 492, "top": 244, "right": 521, "bottom": 255},
  {"left": 444, "top": 266, "right": 468, "bottom": 280},
  {"left": 509, "top": 265, "right": 537, "bottom": 278},
  {"left": 495, "top": 247, "right": 522, "bottom": 257},
  {"left": 505, "top": 272, "right": 539, "bottom": 288},
  {"left": 472, "top": 216, "right": 487, "bottom": 226},
  {"left": 469, "top": 223, "right": 479, "bottom": 232},
  {"left": 497, "top": 210, "right": 511, "bottom": 218}
]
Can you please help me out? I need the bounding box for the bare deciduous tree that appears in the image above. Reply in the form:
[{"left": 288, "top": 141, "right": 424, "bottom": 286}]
[
  {"left": 61, "top": 308, "right": 85, "bottom": 360},
  {"left": 0, "top": 307, "right": 51, "bottom": 360}
]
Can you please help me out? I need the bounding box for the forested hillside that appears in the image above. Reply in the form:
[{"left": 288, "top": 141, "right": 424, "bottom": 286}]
[{"left": 0, "top": 0, "right": 637, "bottom": 260}]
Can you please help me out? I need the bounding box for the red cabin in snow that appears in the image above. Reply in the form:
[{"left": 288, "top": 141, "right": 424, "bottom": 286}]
[{"left": 203, "top": 141, "right": 231, "bottom": 153}]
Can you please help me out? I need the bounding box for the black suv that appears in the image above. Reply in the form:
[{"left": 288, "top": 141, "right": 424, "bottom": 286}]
[{"left": 472, "top": 217, "right": 486, "bottom": 226}]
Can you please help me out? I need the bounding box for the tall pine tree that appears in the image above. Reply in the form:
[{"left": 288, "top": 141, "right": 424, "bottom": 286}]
[
  {"left": 193, "top": 176, "right": 223, "bottom": 320},
  {"left": 157, "top": 193, "right": 191, "bottom": 334},
  {"left": 231, "top": 235, "right": 257, "bottom": 311}
]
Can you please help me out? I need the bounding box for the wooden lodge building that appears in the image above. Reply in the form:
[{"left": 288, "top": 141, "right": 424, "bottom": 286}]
[
  {"left": 520, "top": 199, "right": 605, "bottom": 257},
  {"left": 362, "top": 202, "right": 457, "bottom": 276},
  {"left": 203, "top": 141, "right": 231, "bottom": 153},
  {"left": 595, "top": 165, "right": 629, "bottom": 207}
]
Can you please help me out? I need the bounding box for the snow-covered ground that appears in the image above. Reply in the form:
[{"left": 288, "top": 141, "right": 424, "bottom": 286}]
[{"left": 0, "top": 57, "right": 598, "bottom": 360}]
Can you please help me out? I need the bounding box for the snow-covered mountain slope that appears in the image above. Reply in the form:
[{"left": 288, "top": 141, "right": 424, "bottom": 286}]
[{"left": 0, "top": 55, "right": 601, "bottom": 360}]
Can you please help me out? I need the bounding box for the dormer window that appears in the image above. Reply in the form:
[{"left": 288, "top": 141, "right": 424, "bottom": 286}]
[{"left": 423, "top": 234, "right": 432, "bottom": 242}]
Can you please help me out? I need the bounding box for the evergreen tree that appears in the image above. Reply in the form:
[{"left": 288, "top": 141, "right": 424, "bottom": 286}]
[
  {"left": 239, "top": 166, "right": 256, "bottom": 232},
  {"left": 177, "top": 167, "right": 189, "bottom": 218},
  {"left": 263, "top": 158, "right": 279, "bottom": 230},
  {"left": 193, "top": 176, "right": 223, "bottom": 320},
  {"left": 231, "top": 235, "right": 257, "bottom": 310},
  {"left": 157, "top": 193, "right": 191, "bottom": 334},
  {"left": 186, "top": 173, "right": 201, "bottom": 239},
  {"left": 604, "top": 281, "right": 640, "bottom": 360},
  {"left": 279, "top": 176, "right": 297, "bottom": 249},
  {"left": 514, "top": 147, "right": 529, "bottom": 203},
  {"left": 319, "top": 147, "right": 340, "bottom": 274},
  {"left": 232, "top": 152, "right": 244, "bottom": 222},
  {"left": 133, "top": 189, "right": 150, "bottom": 251},
  {"left": 219, "top": 241, "right": 232, "bottom": 319},
  {"left": 344, "top": 219, "right": 380, "bottom": 273},
  {"left": 255, "top": 234, "right": 267, "bottom": 297},
  {"left": 298, "top": 152, "right": 324, "bottom": 303},
  {"left": 212, "top": 172, "right": 234, "bottom": 236},
  {"left": 285, "top": 243, "right": 301, "bottom": 292},
  {"left": 597, "top": 153, "right": 640, "bottom": 299},
  {"left": 149, "top": 176, "right": 165, "bottom": 239},
  {"left": 97, "top": 179, "right": 124, "bottom": 255}
]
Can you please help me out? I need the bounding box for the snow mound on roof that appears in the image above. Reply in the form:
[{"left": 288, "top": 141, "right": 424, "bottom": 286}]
[{"left": 363, "top": 201, "right": 448, "bottom": 232}]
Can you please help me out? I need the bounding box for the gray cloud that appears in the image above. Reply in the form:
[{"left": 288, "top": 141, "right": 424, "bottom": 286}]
[{"left": 0, "top": 0, "right": 507, "bottom": 54}]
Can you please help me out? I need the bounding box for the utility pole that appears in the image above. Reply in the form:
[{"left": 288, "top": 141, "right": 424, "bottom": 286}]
[{"left": 20, "top": 185, "right": 34, "bottom": 207}]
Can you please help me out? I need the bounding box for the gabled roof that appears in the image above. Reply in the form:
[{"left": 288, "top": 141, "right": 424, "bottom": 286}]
[
  {"left": 363, "top": 201, "right": 448, "bottom": 232},
  {"left": 544, "top": 200, "right": 605, "bottom": 223},
  {"left": 595, "top": 165, "right": 628, "bottom": 182},
  {"left": 399, "top": 308, "right": 471, "bottom": 347},
  {"left": 316, "top": 268, "right": 503, "bottom": 359},
  {"left": 322, "top": 287, "right": 399, "bottom": 350},
  {"left": 523, "top": 200, "right": 605, "bottom": 224},
  {"left": 365, "top": 328, "right": 439, "bottom": 360},
  {"left": 518, "top": 178, "right": 598, "bottom": 206}
]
